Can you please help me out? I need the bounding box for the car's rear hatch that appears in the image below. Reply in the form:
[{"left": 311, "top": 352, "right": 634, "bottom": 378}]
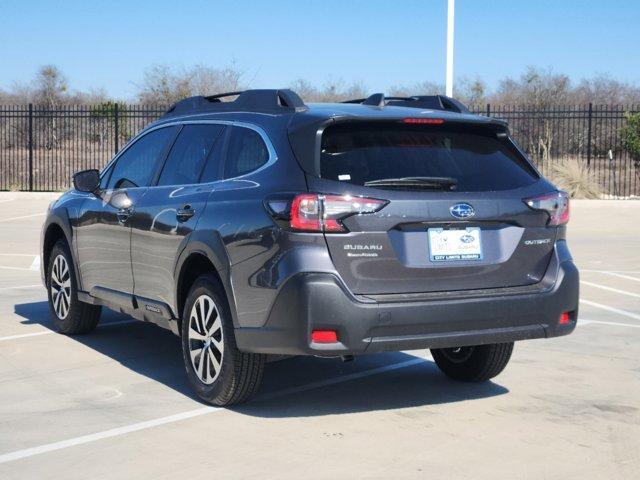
[{"left": 303, "top": 119, "right": 558, "bottom": 295}]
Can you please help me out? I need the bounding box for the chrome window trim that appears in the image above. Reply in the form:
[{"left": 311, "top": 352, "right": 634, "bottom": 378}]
[{"left": 99, "top": 120, "right": 278, "bottom": 185}]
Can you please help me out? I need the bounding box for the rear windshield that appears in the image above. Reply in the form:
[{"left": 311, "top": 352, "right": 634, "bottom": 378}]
[{"left": 320, "top": 122, "right": 539, "bottom": 191}]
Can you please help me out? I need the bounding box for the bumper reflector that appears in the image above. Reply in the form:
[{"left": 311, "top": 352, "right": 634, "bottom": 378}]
[
  {"left": 559, "top": 312, "right": 571, "bottom": 325},
  {"left": 311, "top": 329, "right": 338, "bottom": 343}
]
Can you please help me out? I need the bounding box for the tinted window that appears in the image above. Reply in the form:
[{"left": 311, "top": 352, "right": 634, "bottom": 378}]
[
  {"left": 199, "top": 128, "right": 227, "bottom": 183},
  {"left": 224, "top": 127, "right": 269, "bottom": 178},
  {"left": 157, "top": 124, "right": 224, "bottom": 186},
  {"left": 108, "top": 127, "right": 177, "bottom": 189},
  {"left": 99, "top": 163, "right": 114, "bottom": 189},
  {"left": 321, "top": 123, "right": 539, "bottom": 192}
]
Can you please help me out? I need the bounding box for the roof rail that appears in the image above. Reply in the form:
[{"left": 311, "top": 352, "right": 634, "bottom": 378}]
[
  {"left": 343, "top": 93, "right": 470, "bottom": 114},
  {"left": 162, "top": 89, "right": 308, "bottom": 118}
]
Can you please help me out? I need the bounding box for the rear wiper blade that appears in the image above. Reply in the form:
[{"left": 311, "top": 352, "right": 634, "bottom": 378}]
[{"left": 364, "top": 176, "right": 457, "bottom": 190}]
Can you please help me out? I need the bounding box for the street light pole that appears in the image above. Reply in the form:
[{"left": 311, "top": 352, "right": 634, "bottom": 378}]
[{"left": 446, "top": 0, "right": 455, "bottom": 97}]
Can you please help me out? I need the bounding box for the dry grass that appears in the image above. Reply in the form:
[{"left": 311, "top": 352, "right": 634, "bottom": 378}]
[{"left": 547, "top": 157, "right": 602, "bottom": 199}]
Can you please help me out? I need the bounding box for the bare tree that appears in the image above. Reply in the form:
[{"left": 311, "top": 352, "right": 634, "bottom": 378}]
[
  {"left": 573, "top": 75, "right": 640, "bottom": 105},
  {"left": 290, "top": 78, "right": 367, "bottom": 103},
  {"left": 490, "top": 67, "right": 570, "bottom": 107},
  {"left": 388, "top": 81, "right": 442, "bottom": 97},
  {"left": 136, "top": 64, "right": 247, "bottom": 105},
  {"left": 455, "top": 76, "right": 487, "bottom": 106}
]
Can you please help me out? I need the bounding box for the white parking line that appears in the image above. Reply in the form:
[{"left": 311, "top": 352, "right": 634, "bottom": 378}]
[
  {"left": 29, "top": 255, "right": 41, "bottom": 271},
  {"left": 597, "top": 271, "right": 640, "bottom": 283},
  {"left": 0, "top": 319, "right": 138, "bottom": 342},
  {"left": 580, "top": 299, "right": 640, "bottom": 321},
  {"left": 581, "top": 319, "right": 640, "bottom": 329},
  {"left": 0, "top": 357, "right": 424, "bottom": 464},
  {"left": 0, "top": 212, "right": 45, "bottom": 223},
  {"left": 581, "top": 269, "right": 640, "bottom": 274},
  {"left": 581, "top": 280, "right": 640, "bottom": 299},
  {"left": 0, "top": 284, "right": 42, "bottom": 291}
]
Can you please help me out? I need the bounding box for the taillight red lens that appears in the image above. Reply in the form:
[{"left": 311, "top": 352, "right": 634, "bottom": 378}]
[
  {"left": 290, "top": 194, "right": 322, "bottom": 231},
  {"left": 289, "top": 194, "right": 387, "bottom": 233},
  {"left": 523, "top": 191, "right": 570, "bottom": 226}
]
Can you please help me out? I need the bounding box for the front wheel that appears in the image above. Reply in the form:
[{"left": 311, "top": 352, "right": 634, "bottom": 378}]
[
  {"left": 47, "top": 239, "right": 101, "bottom": 334},
  {"left": 181, "top": 274, "right": 265, "bottom": 406},
  {"left": 430, "top": 342, "right": 514, "bottom": 382}
]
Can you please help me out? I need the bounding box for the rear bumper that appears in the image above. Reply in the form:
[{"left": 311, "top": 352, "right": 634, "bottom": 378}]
[{"left": 235, "top": 246, "right": 579, "bottom": 356}]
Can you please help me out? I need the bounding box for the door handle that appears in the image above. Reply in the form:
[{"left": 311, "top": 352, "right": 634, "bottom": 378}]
[
  {"left": 176, "top": 205, "right": 195, "bottom": 222},
  {"left": 116, "top": 207, "right": 133, "bottom": 223}
]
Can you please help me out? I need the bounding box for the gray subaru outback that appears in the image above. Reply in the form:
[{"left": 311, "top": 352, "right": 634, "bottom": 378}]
[{"left": 41, "top": 90, "right": 579, "bottom": 405}]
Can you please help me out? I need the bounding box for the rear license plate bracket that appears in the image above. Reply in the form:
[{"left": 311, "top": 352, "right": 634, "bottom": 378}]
[{"left": 428, "top": 227, "right": 482, "bottom": 262}]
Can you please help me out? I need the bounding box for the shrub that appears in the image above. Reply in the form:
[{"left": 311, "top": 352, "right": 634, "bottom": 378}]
[
  {"left": 547, "top": 158, "right": 602, "bottom": 198},
  {"left": 621, "top": 112, "right": 640, "bottom": 170}
]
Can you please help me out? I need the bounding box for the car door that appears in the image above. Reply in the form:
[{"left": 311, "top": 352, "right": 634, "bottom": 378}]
[
  {"left": 75, "top": 126, "right": 179, "bottom": 300},
  {"left": 129, "top": 123, "right": 226, "bottom": 316}
]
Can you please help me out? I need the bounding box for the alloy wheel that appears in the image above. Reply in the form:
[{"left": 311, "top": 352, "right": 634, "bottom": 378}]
[
  {"left": 188, "top": 295, "right": 224, "bottom": 384},
  {"left": 50, "top": 254, "right": 71, "bottom": 319}
]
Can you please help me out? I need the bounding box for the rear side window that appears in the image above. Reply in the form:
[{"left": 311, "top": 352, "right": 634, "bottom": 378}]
[
  {"left": 157, "top": 124, "right": 224, "bottom": 186},
  {"left": 224, "top": 126, "right": 269, "bottom": 178},
  {"left": 320, "top": 123, "right": 539, "bottom": 192},
  {"left": 108, "top": 126, "right": 177, "bottom": 189}
]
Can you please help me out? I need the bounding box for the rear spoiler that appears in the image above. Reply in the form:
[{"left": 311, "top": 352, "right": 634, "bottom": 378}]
[{"left": 343, "top": 93, "right": 471, "bottom": 114}]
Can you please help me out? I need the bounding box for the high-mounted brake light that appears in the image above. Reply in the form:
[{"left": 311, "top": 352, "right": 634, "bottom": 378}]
[
  {"left": 402, "top": 118, "right": 445, "bottom": 125},
  {"left": 523, "top": 191, "right": 570, "bottom": 226},
  {"left": 290, "top": 194, "right": 387, "bottom": 233}
]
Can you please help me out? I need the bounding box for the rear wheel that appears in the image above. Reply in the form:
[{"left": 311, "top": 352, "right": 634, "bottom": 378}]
[
  {"left": 430, "top": 342, "right": 514, "bottom": 382},
  {"left": 181, "top": 274, "right": 265, "bottom": 406},
  {"left": 47, "top": 239, "right": 101, "bottom": 334}
]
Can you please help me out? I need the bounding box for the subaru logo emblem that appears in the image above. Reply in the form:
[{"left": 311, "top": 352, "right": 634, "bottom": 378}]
[{"left": 450, "top": 203, "right": 475, "bottom": 219}]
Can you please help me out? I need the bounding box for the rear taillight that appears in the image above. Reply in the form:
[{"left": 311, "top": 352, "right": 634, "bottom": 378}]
[
  {"left": 290, "top": 194, "right": 387, "bottom": 233},
  {"left": 524, "top": 191, "right": 570, "bottom": 226}
]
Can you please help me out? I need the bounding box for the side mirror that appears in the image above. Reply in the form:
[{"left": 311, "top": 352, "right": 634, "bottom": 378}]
[{"left": 73, "top": 169, "right": 100, "bottom": 193}]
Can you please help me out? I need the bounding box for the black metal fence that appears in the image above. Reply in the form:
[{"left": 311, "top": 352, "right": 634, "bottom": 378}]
[{"left": 1, "top": 103, "right": 639, "bottom": 196}]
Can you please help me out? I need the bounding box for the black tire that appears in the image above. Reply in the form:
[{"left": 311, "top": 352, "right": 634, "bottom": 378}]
[
  {"left": 47, "top": 239, "right": 101, "bottom": 334},
  {"left": 430, "top": 342, "right": 514, "bottom": 382},
  {"left": 180, "top": 274, "right": 265, "bottom": 406}
]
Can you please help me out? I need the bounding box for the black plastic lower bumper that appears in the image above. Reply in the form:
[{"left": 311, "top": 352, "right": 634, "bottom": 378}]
[{"left": 235, "top": 256, "right": 579, "bottom": 357}]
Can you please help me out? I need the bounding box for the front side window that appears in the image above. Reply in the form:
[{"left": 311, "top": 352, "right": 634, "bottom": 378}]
[
  {"left": 157, "top": 124, "right": 225, "bottom": 186},
  {"left": 107, "top": 126, "right": 177, "bottom": 189},
  {"left": 224, "top": 126, "right": 269, "bottom": 178}
]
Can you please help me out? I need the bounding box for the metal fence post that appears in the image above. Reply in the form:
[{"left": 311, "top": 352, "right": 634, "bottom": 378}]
[
  {"left": 28, "top": 103, "right": 34, "bottom": 191},
  {"left": 114, "top": 102, "right": 119, "bottom": 154},
  {"left": 586, "top": 102, "right": 593, "bottom": 167}
]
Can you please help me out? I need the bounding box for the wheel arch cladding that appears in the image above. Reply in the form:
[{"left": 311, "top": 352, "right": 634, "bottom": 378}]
[
  {"left": 43, "top": 222, "right": 69, "bottom": 286},
  {"left": 176, "top": 252, "right": 228, "bottom": 332}
]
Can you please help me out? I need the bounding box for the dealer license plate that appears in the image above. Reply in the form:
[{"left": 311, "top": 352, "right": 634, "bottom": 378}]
[{"left": 428, "top": 227, "right": 482, "bottom": 262}]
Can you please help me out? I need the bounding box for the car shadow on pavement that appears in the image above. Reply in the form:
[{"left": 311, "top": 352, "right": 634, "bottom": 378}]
[{"left": 15, "top": 301, "right": 509, "bottom": 416}]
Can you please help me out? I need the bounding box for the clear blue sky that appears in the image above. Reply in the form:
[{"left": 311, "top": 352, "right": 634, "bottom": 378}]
[{"left": 1, "top": 0, "right": 638, "bottom": 100}]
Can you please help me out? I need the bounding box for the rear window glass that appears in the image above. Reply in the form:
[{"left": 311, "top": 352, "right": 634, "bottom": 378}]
[{"left": 320, "top": 123, "right": 538, "bottom": 192}]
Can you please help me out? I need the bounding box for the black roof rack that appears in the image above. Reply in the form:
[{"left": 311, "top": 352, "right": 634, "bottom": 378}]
[
  {"left": 162, "top": 89, "right": 308, "bottom": 118},
  {"left": 343, "top": 93, "right": 470, "bottom": 114}
]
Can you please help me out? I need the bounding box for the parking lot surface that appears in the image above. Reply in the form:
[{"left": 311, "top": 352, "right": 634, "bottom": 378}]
[{"left": 0, "top": 193, "right": 638, "bottom": 479}]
